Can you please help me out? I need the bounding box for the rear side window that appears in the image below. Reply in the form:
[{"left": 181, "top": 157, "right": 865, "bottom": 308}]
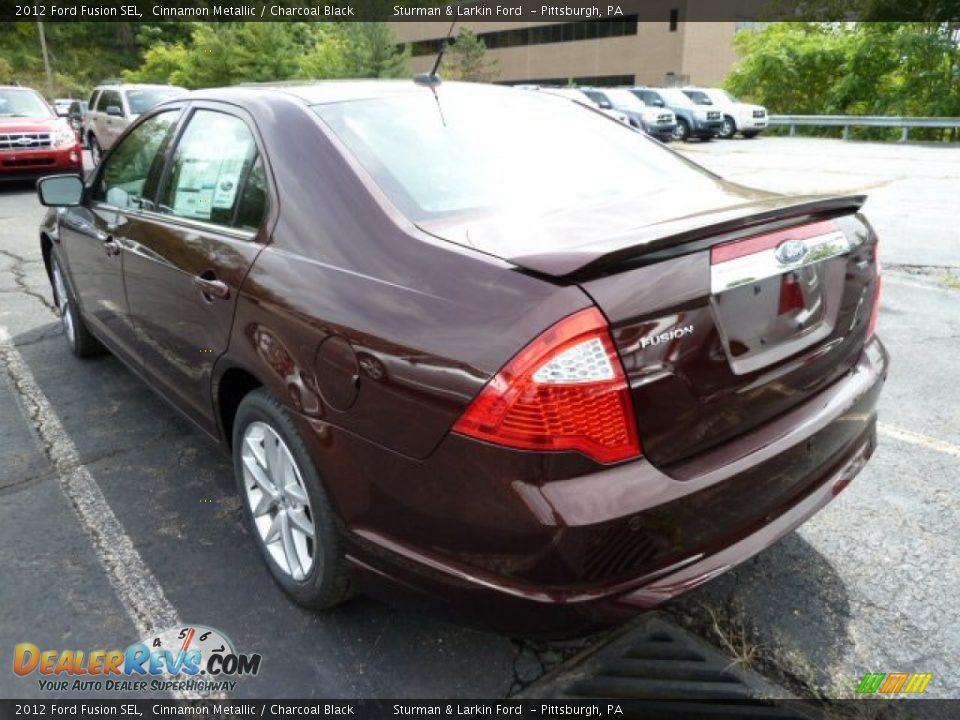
[
  {"left": 88, "top": 90, "right": 99, "bottom": 109},
  {"left": 233, "top": 155, "right": 268, "bottom": 231},
  {"left": 159, "top": 110, "right": 260, "bottom": 228}
]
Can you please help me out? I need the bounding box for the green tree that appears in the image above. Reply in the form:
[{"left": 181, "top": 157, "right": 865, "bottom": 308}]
[
  {"left": 445, "top": 28, "right": 499, "bottom": 82},
  {"left": 726, "top": 22, "right": 960, "bottom": 139}
]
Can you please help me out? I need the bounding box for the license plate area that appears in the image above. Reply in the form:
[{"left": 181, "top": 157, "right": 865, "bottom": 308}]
[{"left": 709, "top": 221, "right": 854, "bottom": 375}]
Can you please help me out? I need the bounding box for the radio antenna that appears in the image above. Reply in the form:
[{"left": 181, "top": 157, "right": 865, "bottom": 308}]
[{"left": 414, "top": 20, "right": 456, "bottom": 87}]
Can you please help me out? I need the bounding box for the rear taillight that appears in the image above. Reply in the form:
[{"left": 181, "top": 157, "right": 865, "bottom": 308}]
[
  {"left": 453, "top": 308, "right": 641, "bottom": 464},
  {"left": 866, "top": 240, "right": 882, "bottom": 340}
]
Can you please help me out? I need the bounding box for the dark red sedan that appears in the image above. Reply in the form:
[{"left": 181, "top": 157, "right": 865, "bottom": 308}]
[{"left": 36, "top": 82, "right": 886, "bottom": 633}]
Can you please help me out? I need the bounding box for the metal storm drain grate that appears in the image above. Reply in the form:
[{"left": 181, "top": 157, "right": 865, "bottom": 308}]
[{"left": 519, "top": 613, "right": 808, "bottom": 719}]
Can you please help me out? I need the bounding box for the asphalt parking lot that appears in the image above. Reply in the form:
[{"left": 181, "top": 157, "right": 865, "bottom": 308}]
[{"left": 1, "top": 136, "right": 958, "bottom": 700}]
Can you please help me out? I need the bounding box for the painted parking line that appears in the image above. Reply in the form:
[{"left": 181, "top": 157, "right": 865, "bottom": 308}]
[
  {"left": 878, "top": 422, "right": 960, "bottom": 459},
  {"left": 0, "top": 326, "right": 211, "bottom": 699}
]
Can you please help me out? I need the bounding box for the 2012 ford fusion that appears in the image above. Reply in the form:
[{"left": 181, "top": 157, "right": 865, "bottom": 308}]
[{"left": 36, "top": 81, "right": 886, "bottom": 633}]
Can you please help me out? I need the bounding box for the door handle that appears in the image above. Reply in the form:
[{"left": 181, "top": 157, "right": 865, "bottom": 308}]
[
  {"left": 193, "top": 275, "right": 230, "bottom": 300},
  {"left": 103, "top": 236, "right": 121, "bottom": 257}
]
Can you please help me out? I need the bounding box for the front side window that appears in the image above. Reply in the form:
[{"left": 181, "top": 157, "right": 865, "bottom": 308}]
[
  {"left": 97, "top": 90, "right": 122, "bottom": 114},
  {"left": 96, "top": 111, "right": 178, "bottom": 209},
  {"left": 159, "top": 110, "right": 258, "bottom": 227},
  {"left": 638, "top": 90, "right": 663, "bottom": 106}
]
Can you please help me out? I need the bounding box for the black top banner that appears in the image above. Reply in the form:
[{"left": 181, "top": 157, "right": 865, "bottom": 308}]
[{"left": 0, "top": 0, "right": 957, "bottom": 22}]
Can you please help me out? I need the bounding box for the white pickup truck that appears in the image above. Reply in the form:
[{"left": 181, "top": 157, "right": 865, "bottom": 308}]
[{"left": 682, "top": 87, "right": 768, "bottom": 139}]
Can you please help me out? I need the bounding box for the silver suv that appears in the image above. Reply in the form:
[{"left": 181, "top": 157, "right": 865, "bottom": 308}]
[{"left": 84, "top": 83, "right": 185, "bottom": 164}]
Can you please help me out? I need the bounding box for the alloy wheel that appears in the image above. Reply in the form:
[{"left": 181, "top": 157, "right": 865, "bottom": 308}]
[
  {"left": 672, "top": 120, "right": 689, "bottom": 142},
  {"left": 720, "top": 117, "right": 735, "bottom": 139},
  {"left": 240, "top": 421, "right": 317, "bottom": 581},
  {"left": 52, "top": 260, "right": 75, "bottom": 347}
]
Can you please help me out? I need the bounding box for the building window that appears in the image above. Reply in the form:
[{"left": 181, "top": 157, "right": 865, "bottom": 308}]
[
  {"left": 669, "top": 9, "right": 679, "bottom": 32},
  {"left": 500, "top": 74, "right": 636, "bottom": 88},
  {"left": 409, "top": 18, "right": 640, "bottom": 57}
]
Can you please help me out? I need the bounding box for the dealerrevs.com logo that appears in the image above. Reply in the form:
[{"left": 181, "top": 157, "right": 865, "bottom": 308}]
[{"left": 13, "top": 625, "right": 261, "bottom": 693}]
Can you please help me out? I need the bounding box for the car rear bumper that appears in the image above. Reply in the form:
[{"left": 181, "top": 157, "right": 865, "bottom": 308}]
[
  {"left": 299, "top": 338, "right": 887, "bottom": 635},
  {"left": 0, "top": 145, "right": 83, "bottom": 181}
]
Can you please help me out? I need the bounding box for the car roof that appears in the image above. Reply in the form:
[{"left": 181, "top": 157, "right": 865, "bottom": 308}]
[
  {"left": 178, "top": 80, "right": 521, "bottom": 107},
  {"left": 93, "top": 83, "right": 183, "bottom": 91}
]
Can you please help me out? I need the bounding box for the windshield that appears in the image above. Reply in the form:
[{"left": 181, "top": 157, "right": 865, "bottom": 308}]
[
  {"left": 314, "top": 87, "right": 712, "bottom": 222},
  {"left": 605, "top": 89, "right": 646, "bottom": 110},
  {"left": 0, "top": 89, "right": 53, "bottom": 118},
  {"left": 659, "top": 88, "right": 695, "bottom": 107},
  {"left": 715, "top": 89, "right": 738, "bottom": 103},
  {"left": 683, "top": 90, "right": 713, "bottom": 105},
  {"left": 126, "top": 87, "right": 183, "bottom": 115}
]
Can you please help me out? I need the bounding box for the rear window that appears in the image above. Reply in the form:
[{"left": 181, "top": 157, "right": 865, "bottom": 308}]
[{"left": 314, "top": 87, "right": 712, "bottom": 222}]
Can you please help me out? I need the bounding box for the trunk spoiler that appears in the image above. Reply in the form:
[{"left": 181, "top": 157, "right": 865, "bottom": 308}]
[{"left": 508, "top": 195, "right": 867, "bottom": 281}]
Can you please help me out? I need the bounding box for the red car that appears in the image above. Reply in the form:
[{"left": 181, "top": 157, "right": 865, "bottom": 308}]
[
  {"left": 1, "top": 86, "right": 83, "bottom": 181},
  {"left": 36, "top": 82, "right": 886, "bottom": 634}
]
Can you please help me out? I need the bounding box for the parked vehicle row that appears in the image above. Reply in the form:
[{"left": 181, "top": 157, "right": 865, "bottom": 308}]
[
  {"left": 522, "top": 83, "right": 767, "bottom": 143},
  {"left": 681, "top": 87, "right": 768, "bottom": 139},
  {"left": 34, "top": 79, "right": 881, "bottom": 633}
]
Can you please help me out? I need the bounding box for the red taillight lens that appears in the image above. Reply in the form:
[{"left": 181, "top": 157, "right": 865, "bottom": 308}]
[
  {"left": 866, "top": 240, "right": 882, "bottom": 340},
  {"left": 453, "top": 308, "right": 642, "bottom": 464}
]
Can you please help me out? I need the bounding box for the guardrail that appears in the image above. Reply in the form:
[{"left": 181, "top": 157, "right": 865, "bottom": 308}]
[{"left": 768, "top": 115, "right": 960, "bottom": 141}]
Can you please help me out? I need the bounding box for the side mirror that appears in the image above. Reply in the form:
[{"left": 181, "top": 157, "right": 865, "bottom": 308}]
[
  {"left": 37, "top": 175, "right": 84, "bottom": 207},
  {"left": 106, "top": 105, "right": 124, "bottom": 117}
]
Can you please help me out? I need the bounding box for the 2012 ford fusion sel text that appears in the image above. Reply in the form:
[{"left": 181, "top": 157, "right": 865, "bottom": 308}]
[{"left": 35, "top": 81, "right": 886, "bottom": 634}]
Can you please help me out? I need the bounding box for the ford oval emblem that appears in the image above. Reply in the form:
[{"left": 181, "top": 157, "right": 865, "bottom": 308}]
[
  {"left": 17, "top": 137, "right": 35, "bottom": 146},
  {"left": 775, "top": 239, "right": 808, "bottom": 265}
]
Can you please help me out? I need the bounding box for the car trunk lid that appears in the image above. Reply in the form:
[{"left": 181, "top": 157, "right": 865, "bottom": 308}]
[{"left": 422, "top": 193, "right": 879, "bottom": 467}]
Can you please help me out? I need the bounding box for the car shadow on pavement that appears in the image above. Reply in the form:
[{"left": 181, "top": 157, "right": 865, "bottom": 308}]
[
  {"left": 5, "top": 321, "right": 595, "bottom": 697},
  {"left": 664, "top": 530, "right": 854, "bottom": 697},
  {"left": 5, "top": 320, "right": 857, "bottom": 698}
]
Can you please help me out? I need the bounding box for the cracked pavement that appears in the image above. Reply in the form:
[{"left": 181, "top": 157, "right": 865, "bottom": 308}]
[{"left": 1, "top": 137, "right": 959, "bottom": 700}]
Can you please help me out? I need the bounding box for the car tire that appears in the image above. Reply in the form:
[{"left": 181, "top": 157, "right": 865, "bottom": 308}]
[
  {"left": 743, "top": 131, "right": 760, "bottom": 139},
  {"left": 233, "top": 388, "right": 353, "bottom": 610},
  {"left": 719, "top": 116, "right": 736, "bottom": 139},
  {"left": 672, "top": 119, "right": 690, "bottom": 142},
  {"left": 88, "top": 135, "right": 102, "bottom": 165},
  {"left": 50, "top": 253, "right": 103, "bottom": 358}
]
